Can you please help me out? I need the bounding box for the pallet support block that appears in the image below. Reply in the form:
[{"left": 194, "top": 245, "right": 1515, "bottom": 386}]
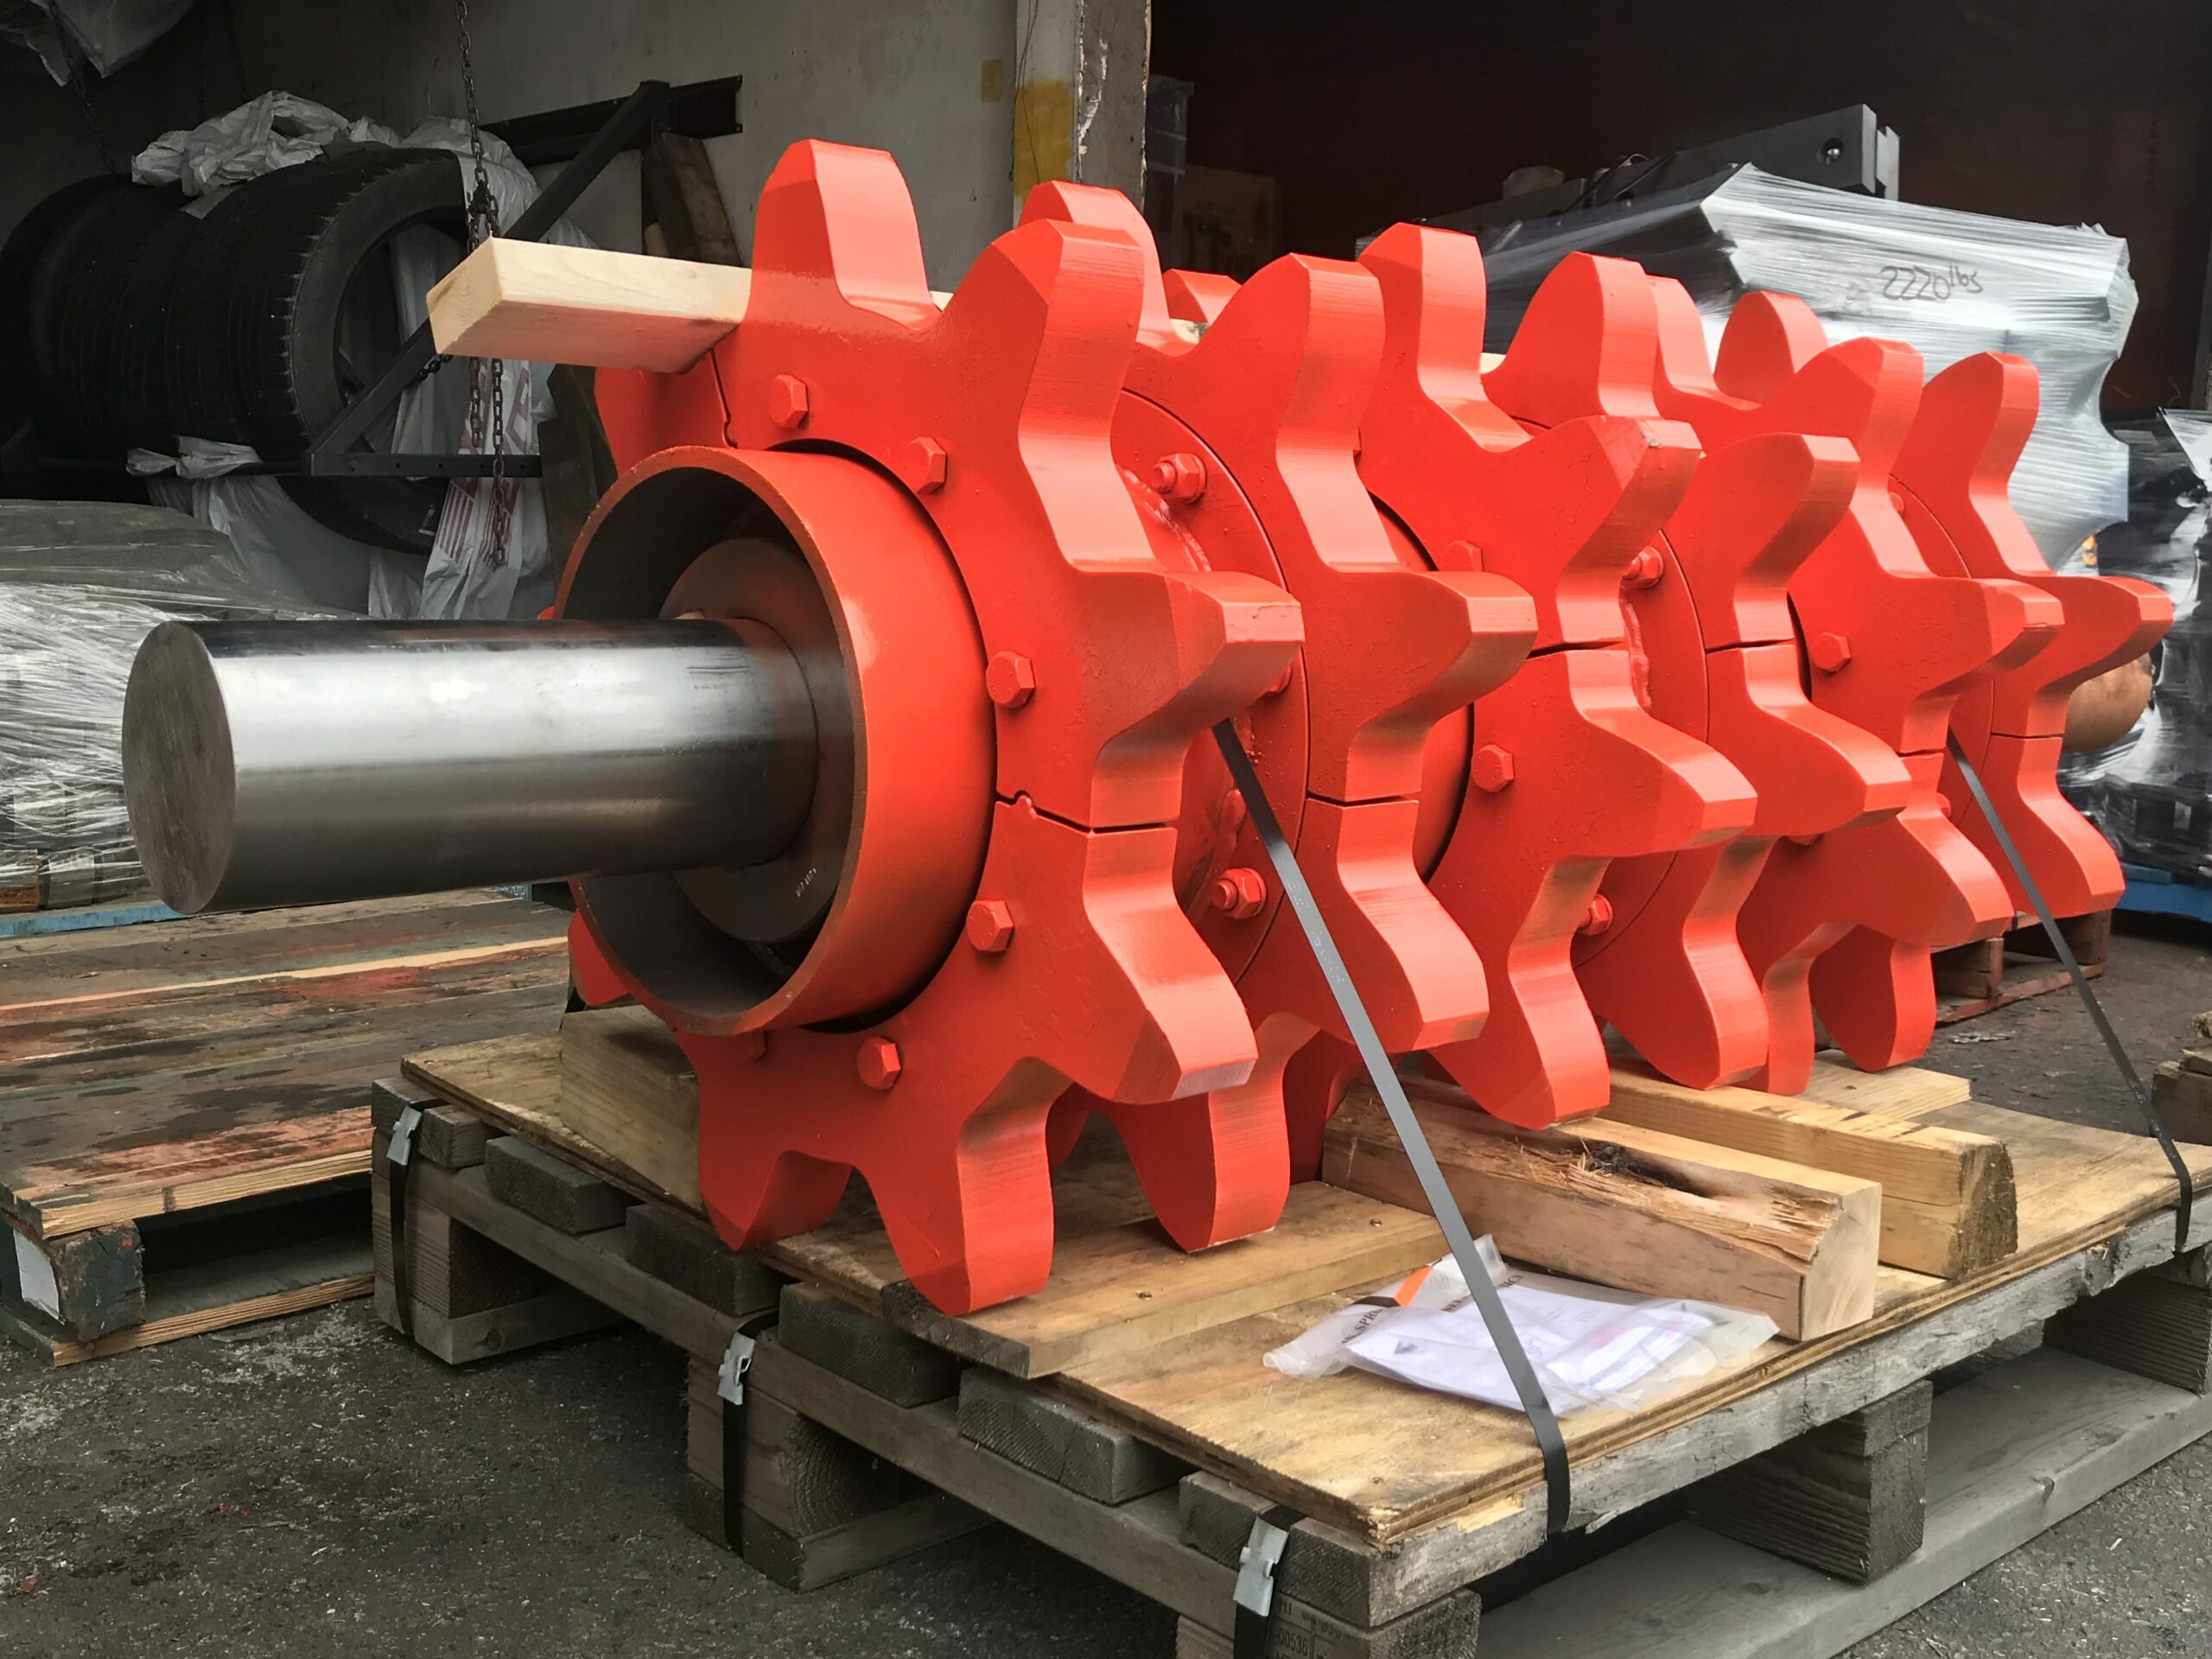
[
  {"left": 779, "top": 1283, "right": 963, "bottom": 1407},
  {"left": 2046, "top": 1246, "right": 2212, "bottom": 1394},
  {"left": 482, "top": 1135, "right": 634, "bottom": 1234},
  {"left": 957, "top": 1367, "right": 1189, "bottom": 1504},
  {"left": 2152, "top": 1061, "right": 2212, "bottom": 1144},
  {"left": 1687, "top": 1382, "right": 1933, "bottom": 1582},
  {"left": 625, "top": 1199, "right": 785, "bottom": 1316},
  {"left": 683, "top": 1350, "right": 985, "bottom": 1584},
  {"left": 3, "top": 1221, "right": 143, "bottom": 1339}
]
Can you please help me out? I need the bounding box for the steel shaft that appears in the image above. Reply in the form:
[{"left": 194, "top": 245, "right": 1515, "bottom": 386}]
[{"left": 123, "top": 619, "right": 818, "bottom": 913}]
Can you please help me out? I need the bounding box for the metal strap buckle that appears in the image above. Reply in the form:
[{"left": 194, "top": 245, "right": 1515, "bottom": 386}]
[
  {"left": 717, "top": 1329, "right": 759, "bottom": 1408},
  {"left": 387, "top": 1104, "right": 422, "bottom": 1169},
  {"left": 1234, "top": 1513, "right": 1293, "bottom": 1621}
]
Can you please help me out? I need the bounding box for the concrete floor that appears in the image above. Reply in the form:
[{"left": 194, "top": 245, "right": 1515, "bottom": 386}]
[{"left": 1, "top": 919, "right": 2206, "bottom": 1656}]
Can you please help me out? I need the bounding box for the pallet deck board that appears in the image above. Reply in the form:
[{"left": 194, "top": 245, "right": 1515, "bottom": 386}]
[
  {"left": 1046, "top": 1101, "right": 2212, "bottom": 1544},
  {"left": 0, "top": 895, "right": 569, "bottom": 1242}
]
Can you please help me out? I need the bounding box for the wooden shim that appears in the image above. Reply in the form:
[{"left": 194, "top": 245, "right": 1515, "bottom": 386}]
[
  {"left": 1472, "top": 1346, "right": 2212, "bottom": 1659},
  {"left": 556, "top": 1006, "right": 701, "bottom": 1206},
  {"left": 959, "top": 1367, "right": 1189, "bottom": 1504},
  {"left": 3, "top": 1221, "right": 141, "bottom": 1338},
  {"left": 427, "top": 239, "right": 752, "bottom": 371},
  {"left": 779, "top": 1283, "right": 961, "bottom": 1407},
  {"left": 1686, "top": 1382, "right": 1932, "bottom": 1583},
  {"left": 1326, "top": 1084, "right": 1880, "bottom": 1340},
  {"left": 1604, "top": 1067, "right": 2017, "bottom": 1278},
  {"left": 750, "top": 1339, "right": 1473, "bottom": 1656},
  {"left": 483, "top": 1135, "right": 634, "bottom": 1234},
  {"left": 1790, "top": 1061, "right": 1971, "bottom": 1120}
]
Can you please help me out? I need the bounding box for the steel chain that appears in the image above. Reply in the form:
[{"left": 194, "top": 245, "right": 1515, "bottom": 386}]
[{"left": 455, "top": 0, "right": 514, "bottom": 566}]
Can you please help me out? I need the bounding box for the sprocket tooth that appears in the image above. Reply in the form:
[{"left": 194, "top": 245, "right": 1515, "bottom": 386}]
[
  {"left": 1016, "top": 177, "right": 1176, "bottom": 335},
  {"left": 1943, "top": 733, "right": 2126, "bottom": 915},
  {"left": 1712, "top": 289, "right": 1836, "bottom": 401},
  {"left": 1667, "top": 431, "right": 1858, "bottom": 647},
  {"left": 1578, "top": 836, "right": 1773, "bottom": 1088},
  {"left": 751, "top": 139, "right": 938, "bottom": 320},
  {"left": 1713, "top": 644, "right": 1916, "bottom": 837},
  {"left": 1084, "top": 1013, "right": 1303, "bottom": 1251},
  {"left": 1282, "top": 1033, "right": 1363, "bottom": 1182},
  {"left": 874, "top": 1100, "right": 1061, "bottom": 1314},
  {"left": 1808, "top": 928, "right": 1941, "bottom": 1077},
  {"left": 1164, "top": 269, "right": 1242, "bottom": 327},
  {"left": 1484, "top": 251, "right": 1675, "bottom": 427}
]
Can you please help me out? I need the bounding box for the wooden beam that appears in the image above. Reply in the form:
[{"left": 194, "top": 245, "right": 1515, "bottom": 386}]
[
  {"left": 1604, "top": 1067, "right": 2017, "bottom": 1278},
  {"left": 1324, "top": 1083, "right": 1880, "bottom": 1340},
  {"left": 426, "top": 239, "right": 752, "bottom": 371}
]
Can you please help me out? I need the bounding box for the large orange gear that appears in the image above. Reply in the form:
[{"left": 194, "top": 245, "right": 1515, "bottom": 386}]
[
  {"left": 1014, "top": 183, "right": 1536, "bottom": 1247},
  {"left": 569, "top": 143, "right": 1300, "bottom": 1313}
]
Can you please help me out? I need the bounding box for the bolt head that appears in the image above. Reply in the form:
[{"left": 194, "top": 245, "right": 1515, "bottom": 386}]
[
  {"left": 1471, "top": 744, "right": 1516, "bottom": 792},
  {"left": 986, "top": 651, "right": 1036, "bottom": 709},
  {"left": 856, "top": 1034, "right": 902, "bottom": 1090},
  {"left": 767, "top": 373, "right": 810, "bottom": 430},
  {"left": 1265, "top": 657, "right": 1296, "bottom": 697},
  {"left": 965, "top": 899, "right": 1014, "bottom": 953},
  {"left": 1579, "top": 894, "right": 1615, "bottom": 937},
  {"left": 1152, "top": 451, "right": 1207, "bottom": 504},
  {"left": 1446, "top": 539, "right": 1484, "bottom": 570},
  {"left": 1209, "top": 866, "right": 1267, "bottom": 920},
  {"left": 1888, "top": 486, "right": 1907, "bottom": 513},
  {"left": 903, "top": 435, "right": 948, "bottom": 493},
  {"left": 1624, "top": 548, "right": 1665, "bottom": 589},
  {"left": 1808, "top": 631, "right": 1853, "bottom": 673}
]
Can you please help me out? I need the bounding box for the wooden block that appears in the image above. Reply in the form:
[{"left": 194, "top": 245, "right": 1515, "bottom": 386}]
[
  {"left": 1688, "top": 1382, "right": 1932, "bottom": 1582},
  {"left": 1931, "top": 937, "right": 2004, "bottom": 1002},
  {"left": 372, "top": 1161, "right": 554, "bottom": 1319},
  {"left": 483, "top": 1135, "right": 633, "bottom": 1235},
  {"left": 1792, "top": 1061, "right": 1972, "bottom": 1119},
  {"left": 557, "top": 1006, "right": 701, "bottom": 1206},
  {"left": 2152, "top": 1061, "right": 2212, "bottom": 1144},
  {"left": 1173, "top": 1591, "right": 1481, "bottom": 1659},
  {"left": 1605, "top": 1067, "right": 2017, "bottom": 1277},
  {"left": 376, "top": 1275, "right": 617, "bottom": 1365},
  {"left": 2046, "top": 1250, "right": 2212, "bottom": 1393},
  {"left": 1179, "top": 1474, "right": 1461, "bottom": 1630},
  {"left": 1325, "top": 1084, "right": 1881, "bottom": 1340},
  {"left": 641, "top": 130, "right": 742, "bottom": 264},
  {"left": 780, "top": 1283, "right": 962, "bottom": 1407},
  {"left": 370, "top": 1077, "right": 489, "bottom": 1170},
  {"left": 683, "top": 1353, "right": 985, "bottom": 1582},
  {"left": 2012, "top": 907, "right": 2113, "bottom": 968},
  {"left": 4, "top": 1221, "right": 142, "bottom": 1339},
  {"left": 624, "top": 1200, "right": 781, "bottom": 1317},
  {"left": 957, "top": 1368, "right": 1187, "bottom": 1503},
  {"left": 427, "top": 238, "right": 753, "bottom": 371}
]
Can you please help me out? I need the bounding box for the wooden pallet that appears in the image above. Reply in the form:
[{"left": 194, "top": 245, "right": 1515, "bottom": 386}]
[
  {"left": 1931, "top": 908, "right": 2111, "bottom": 1025},
  {"left": 376, "top": 1012, "right": 2212, "bottom": 1655},
  {"left": 0, "top": 893, "right": 569, "bottom": 1363}
]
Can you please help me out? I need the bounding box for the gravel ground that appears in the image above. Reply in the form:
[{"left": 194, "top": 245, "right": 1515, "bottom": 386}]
[{"left": 0, "top": 918, "right": 2204, "bottom": 1656}]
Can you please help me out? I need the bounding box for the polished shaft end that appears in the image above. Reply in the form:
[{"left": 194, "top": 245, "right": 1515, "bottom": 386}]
[{"left": 123, "top": 619, "right": 819, "bottom": 913}]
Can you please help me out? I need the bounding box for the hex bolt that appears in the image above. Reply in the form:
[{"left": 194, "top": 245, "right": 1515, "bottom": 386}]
[
  {"left": 857, "top": 1034, "right": 903, "bottom": 1090},
  {"left": 1624, "top": 548, "right": 1666, "bottom": 589},
  {"left": 768, "top": 374, "right": 811, "bottom": 430},
  {"left": 1209, "top": 866, "right": 1267, "bottom": 919},
  {"left": 986, "top": 652, "right": 1036, "bottom": 709},
  {"left": 904, "top": 435, "right": 948, "bottom": 494},
  {"left": 1152, "top": 451, "right": 1207, "bottom": 504},
  {"left": 1470, "top": 744, "right": 1516, "bottom": 792},
  {"left": 965, "top": 898, "right": 1015, "bottom": 953},
  {"left": 1265, "top": 658, "right": 1295, "bottom": 696},
  {"left": 1808, "top": 632, "right": 1853, "bottom": 673},
  {"left": 1579, "top": 894, "right": 1615, "bottom": 937}
]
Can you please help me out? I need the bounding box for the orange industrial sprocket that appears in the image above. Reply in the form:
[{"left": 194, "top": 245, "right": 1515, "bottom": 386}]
[
  {"left": 1641, "top": 286, "right": 2061, "bottom": 1090},
  {"left": 569, "top": 141, "right": 1300, "bottom": 1314},
  {"left": 1888, "top": 353, "right": 2172, "bottom": 919},
  {"left": 1476, "top": 253, "right": 1915, "bottom": 1088},
  {"left": 1332, "top": 223, "right": 1755, "bottom": 1132},
  {"left": 1020, "top": 183, "right": 1535, "bottom": 1246}
]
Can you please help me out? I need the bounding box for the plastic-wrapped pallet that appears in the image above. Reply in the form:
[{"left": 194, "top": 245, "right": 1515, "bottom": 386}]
[
  {"left": 0, "top": 499, "right": 343, "bottom": 913},
  {"left": 1461, "top": 164, "right": 2136, "bottom": 563},
  {"left": 2060, "top": 411, "right": 2212, "bottom": 879}
]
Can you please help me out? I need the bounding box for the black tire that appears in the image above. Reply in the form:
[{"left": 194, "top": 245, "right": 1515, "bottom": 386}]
[
  {"left": 104, "top": 188, "right": 197, "bottom": 451},
  {"left": 48, "top": 182, "right": 187, "bottom": 455},
  {"left": 0, "top": 175, "right": 130, "bottom": 446},
  {"left": 226, "top": 149, "right": 470, "bottom": 552}
]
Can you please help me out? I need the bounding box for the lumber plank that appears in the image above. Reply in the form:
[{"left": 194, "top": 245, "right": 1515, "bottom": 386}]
[
  {"left": 779, "top": 1284, "right": 961, "bottom": 1406},
  {"left": 484, "top": 1135, "right": 634, "bottom": 1234},
  {"left": 959, "top": 1367, "right": 1189, "bottom": 1504},
  {"left": 1604, "top": 1066, "right": 2017, "bottom": 1276},
  {"left": 1327, "top": 1084, "right": 1881, "bottom": 1340},
  {"left": 1791, "top": 1061, "right": 1971, "bottom": 1119},
  {"left": 428, "top": 239, "right": 753, "bottom": 371},
  {"left": 556, "top": 1006, "right": 702, "bottom": 1205}
]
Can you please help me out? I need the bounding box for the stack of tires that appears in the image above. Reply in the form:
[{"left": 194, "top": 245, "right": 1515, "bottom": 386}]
[{"left": 0, "top": 149, "right": 472, "bottom": 553}]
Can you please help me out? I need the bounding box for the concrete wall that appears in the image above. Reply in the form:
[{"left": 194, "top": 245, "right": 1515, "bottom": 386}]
[{"left": 219, "top": 0, "right": 1023, "bottom": 287}]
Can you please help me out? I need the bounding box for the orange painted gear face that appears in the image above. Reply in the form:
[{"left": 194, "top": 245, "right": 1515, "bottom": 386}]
[{"left": 565, "top": 141, "right": 1300, "bottom": 1315}]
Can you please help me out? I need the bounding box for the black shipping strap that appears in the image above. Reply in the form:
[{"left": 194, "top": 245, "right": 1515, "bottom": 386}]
[
  {"left": 385, "top": 1104, "right": 423, "bottom": 1341},
  {"left": 720, "top": 1310, "right": 781, "bottom": 1546},
  {"left": 1947, "top": 735, "right": 2195, "bottom": 1252},
  {"left": 1230, "top": 1503, "right": 1305, "bottom": 1659},
  {"left": 1212, "top": 723, "right": 1573, "bottom": 1535}
]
